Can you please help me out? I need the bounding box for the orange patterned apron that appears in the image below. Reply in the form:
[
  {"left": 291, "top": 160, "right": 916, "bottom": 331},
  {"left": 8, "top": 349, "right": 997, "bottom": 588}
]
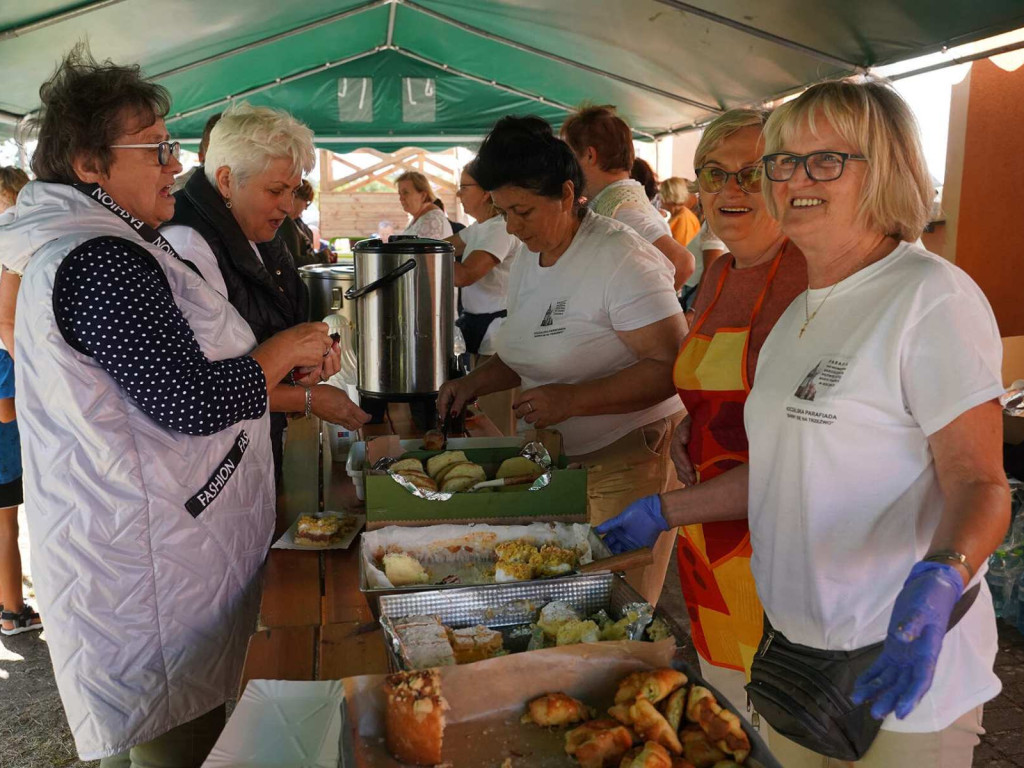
[{"left": 672, "top": 246, "right": 785, "bottom": 674}]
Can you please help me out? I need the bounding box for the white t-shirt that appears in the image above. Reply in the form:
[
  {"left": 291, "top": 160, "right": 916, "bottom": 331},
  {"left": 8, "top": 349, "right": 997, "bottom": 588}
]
[
  {"left": 683, "top": 221, "right": 726, "bottom": 290},
  {"left": 495, "top": 210, "right": 683, "bottom": 455},
  {"left": 161, "top": 225, "right": 268, "bottom": 301},
  {"left": 459, "top": 215, "right": 520, "bottom": 356},
  {"left": 590, "top": 179, "right": 671, "bottom": 244},
  {"left": 402, "top": 208, "right": 453, "bottom": 240},
  {"left": 744, "top": 241, "right": 1003, "bottom": 733}
]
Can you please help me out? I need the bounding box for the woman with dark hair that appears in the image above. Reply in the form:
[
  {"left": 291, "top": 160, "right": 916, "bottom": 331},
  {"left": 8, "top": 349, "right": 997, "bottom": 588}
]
[
  {"left": 437, "top": 116, "right": 687, "bottom": 603},
  {"left": 280, "top": 178, "right": 325, "bottom": 267},
  {"left": 0, "top": 46, "right": 333, "bottom": 765}
]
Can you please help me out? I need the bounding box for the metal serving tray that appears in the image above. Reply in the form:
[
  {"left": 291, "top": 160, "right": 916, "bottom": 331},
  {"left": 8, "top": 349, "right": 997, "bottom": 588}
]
[
  {"left": 358, "top": 523, "right": 614, "bottom": 618},
  {"left": 377, "top": 572, "right": 688, "bottom": 670}
]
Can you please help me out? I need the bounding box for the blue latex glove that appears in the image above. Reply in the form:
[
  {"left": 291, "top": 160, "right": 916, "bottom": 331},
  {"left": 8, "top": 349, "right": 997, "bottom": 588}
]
[
  {"left": 852, "top": 561, "right": 965, "bottom": 720},
  {"left": 594, "top": 494, "right": 669, "bottom": 554}
]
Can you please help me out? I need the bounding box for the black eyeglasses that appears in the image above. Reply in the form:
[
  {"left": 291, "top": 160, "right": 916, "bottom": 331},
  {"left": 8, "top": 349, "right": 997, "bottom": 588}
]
[
  {"left": 694, "top": 165, "right": 763, "bottom": 194},
  {"left": 458, "top": 183, "right": 479, "bottom": 192},
  {"left": 110, "top": 140, "right": 181, "bottom": 166},
  {"left": 762, "top": 151, "right": 865, "bottom": 182}
]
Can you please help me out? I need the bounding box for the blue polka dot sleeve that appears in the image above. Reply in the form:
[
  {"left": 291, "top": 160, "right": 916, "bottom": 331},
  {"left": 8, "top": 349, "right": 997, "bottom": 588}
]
[{"left": 52, "top": 238, "right": 268, "bottom": 436}]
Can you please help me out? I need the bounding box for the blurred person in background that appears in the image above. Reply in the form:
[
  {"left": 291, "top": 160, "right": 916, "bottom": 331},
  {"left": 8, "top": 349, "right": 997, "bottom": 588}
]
[
  {"left": 660, "top": 176, "right": 701, "bottom": 249},
  {"left": 281, "top": 179, "right": 333, "bottom": 267},
  {"left": 562, "top": 104, "right": 694, "bottom": 289},
  {"left": 446, "top": 158, "right": 520, "bottom": 434},
  {"left": 170, "top": 111, "right": 221, "bottom": 193},
  {"left": 397, "top": 170, "right": 453, "bottom": 240},
  {"left": 0, "top": 166, "right": 39, "bottom": 636}
]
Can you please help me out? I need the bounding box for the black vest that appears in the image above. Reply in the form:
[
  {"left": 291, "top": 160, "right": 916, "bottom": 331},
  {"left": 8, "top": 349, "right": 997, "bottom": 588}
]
[{"left": 167, "top": 168, "right": 309, "bottom": 345}]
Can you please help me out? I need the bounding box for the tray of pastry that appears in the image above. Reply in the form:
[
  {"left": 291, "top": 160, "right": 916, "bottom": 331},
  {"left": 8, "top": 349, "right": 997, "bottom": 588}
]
[
  {"left": 378, "top": 572, "right": 688, "bottom": 671},
  {"left": 359, "top": 522, "right": 618, "bottom": 617},
  {"left": 338, "top": 641, "right": 781, "bottom": 768}
]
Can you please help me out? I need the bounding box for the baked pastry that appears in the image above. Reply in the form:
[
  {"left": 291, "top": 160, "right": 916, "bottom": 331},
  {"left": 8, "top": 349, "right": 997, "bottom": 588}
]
[
  {"left": 615, "top": 669, "right": 688, "bottom": 705},
  {"left": 496, "top": 456, "right": 545, "bottom": 480},
  {"left": 556, "top": 619, "right": 600, "bottom": 646},
  {"left": 521, "top": 692, "right": 592, "bottom": 727},
  {"left": 391, "top": 457, "right": 426, "bottom": 474},
  {"left": 495, "top": 539, "right": 539, "bottom": 564},
  {"left": 663, "top": 687, "right": 687, "bottom": 733},
  {"left": 537, "top": 601, "right": 581, "bottom": 636},
  {"left": 383, "top": 552, "right": 430, "bottom": 586},
  {"left": 607, "top": 703, "right": 634, "bottom": 726},
  {"left": 396, "top": 471, "right": 439, "bottom": 493},
  {"left": 422, "top": 429, "right": 445, "bottom": 451},
  {"left": 426, "top": 450, "right": 468, "bottom": 478},
  {"left": 680, "top": 725, "right": 726, "bottom": 768},
  {"left": 685, "top": 687, "right": 721, "bottom": 730},
  {"left": 565, "top": 719, "right": 636, "bottom": 768},
  {"left": 620, "top": 741, "right": 675, "bottom": 768},
  {"left": 384, "top": 669, "right": 448, "bottom": 766},
  {"left": 495, "top": 560, "right": 535, "bottom": 582},
  {"left": 446, "top": 625, "right": 504, "bottom": 664},
  {"left": 294, "top": 514, "right": 341, "bottom": 547},
  {"left": 531, "top": 545, "right": 579, "bottom": 577},
  {"left": 440, "top": 464, "right": 486, "bottom": 492},
  {"left": 629, "top": 699, "right": 682, "bottom": 755},
  {"left": 704, "top": 709, "right": 750, "bottom": 763},
  {"left": 392, "top": 615, "right": 455, "bottom": 669}
]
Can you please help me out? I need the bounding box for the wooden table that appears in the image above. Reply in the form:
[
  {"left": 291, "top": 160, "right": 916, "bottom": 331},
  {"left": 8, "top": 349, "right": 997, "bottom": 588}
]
[{"left": 238, "top": 404, "right": 501, "bottom": 694}]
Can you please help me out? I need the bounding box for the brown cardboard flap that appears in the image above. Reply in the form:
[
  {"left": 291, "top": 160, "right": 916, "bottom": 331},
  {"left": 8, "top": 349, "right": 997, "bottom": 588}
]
[
  {"left": 366, "top": 435, "right": 402, "bottom": 466},
  {"left": 524, "top": 428, "right": 564, "bottom": 459}
]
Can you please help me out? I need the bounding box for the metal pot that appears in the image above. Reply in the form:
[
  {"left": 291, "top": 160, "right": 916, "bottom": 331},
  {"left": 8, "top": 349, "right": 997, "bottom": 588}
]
[
  {"left": 345, "top": 236, "right": 454, "bottom": 397},
  {"left": 298, "top": 263, "right": 356, "bottom": 327}
]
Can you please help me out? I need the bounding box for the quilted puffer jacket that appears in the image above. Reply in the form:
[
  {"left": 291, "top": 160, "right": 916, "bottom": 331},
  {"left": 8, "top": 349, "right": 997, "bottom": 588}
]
[{"left": 0, "top": 181, "right": 274, "bottom": 759}]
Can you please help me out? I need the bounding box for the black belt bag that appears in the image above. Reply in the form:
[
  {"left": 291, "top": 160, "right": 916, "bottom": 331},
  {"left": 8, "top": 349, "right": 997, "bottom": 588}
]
[
  {"left": 745, "top": 583, "right": 979, "bottom": 760},
  {"left": 456, "top": 310, "right": 506, "bottom": 356}
]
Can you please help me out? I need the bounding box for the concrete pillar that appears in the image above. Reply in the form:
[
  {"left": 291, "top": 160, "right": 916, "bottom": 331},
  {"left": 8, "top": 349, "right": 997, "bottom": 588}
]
[{"left": 942, "top": 58, "right": 1024, "bottom": 336}]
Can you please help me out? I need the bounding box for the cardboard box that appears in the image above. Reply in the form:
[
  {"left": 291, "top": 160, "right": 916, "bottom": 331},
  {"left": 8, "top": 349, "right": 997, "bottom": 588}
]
[{"left": 363, "top": 433, "right": 587, "bottom": 529}]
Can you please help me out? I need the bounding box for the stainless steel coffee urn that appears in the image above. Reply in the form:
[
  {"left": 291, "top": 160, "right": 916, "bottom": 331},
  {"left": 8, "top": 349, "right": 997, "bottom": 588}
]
[
  {"left": 298, "top": 263, "right": 356, "bottom": 327},
  {"left": 345, "top": 236, "right": 455, "bottom": 398}
]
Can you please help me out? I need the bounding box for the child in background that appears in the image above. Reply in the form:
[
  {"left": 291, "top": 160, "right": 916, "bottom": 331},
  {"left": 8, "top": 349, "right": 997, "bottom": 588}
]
[{"left": 0, "top": 345, "right": 38, "bottom": 634}]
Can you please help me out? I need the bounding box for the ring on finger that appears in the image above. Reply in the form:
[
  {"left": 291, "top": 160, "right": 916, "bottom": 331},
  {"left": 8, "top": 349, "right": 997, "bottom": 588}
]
[{"left": 526, "top": 401, "right": 534, "bottom": 413}]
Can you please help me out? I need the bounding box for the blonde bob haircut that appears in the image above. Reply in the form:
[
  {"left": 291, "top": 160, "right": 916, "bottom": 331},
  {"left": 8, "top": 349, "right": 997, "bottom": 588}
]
[
  {"left": 204, "top": 102, "right": 315, "bottom": 187},
  {"left": 659, "top": 177, "right": 693, "bottom": 205},
  {"left": 694, "top": 108, "right": 770, "bottom": 170},
  {"left": 395, "top": 170, "right": 434, "bottom": 201},
  {"left": 762, "top": 79, "right": 932, "bottom": 242}
]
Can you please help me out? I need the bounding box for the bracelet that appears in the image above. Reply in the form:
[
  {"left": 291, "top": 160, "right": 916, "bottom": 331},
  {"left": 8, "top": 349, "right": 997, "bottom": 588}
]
[
  {"left": 304, "top": 387, "right": 313, "bottom": 419},
  {"left": 923, "top": 550, "right": 974, "bottom": 578}
]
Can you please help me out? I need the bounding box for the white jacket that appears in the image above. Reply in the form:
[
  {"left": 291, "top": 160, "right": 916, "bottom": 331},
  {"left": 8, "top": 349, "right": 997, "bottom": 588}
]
[{"left": 0, "top": 182, "right": 274, "bottom": 759}]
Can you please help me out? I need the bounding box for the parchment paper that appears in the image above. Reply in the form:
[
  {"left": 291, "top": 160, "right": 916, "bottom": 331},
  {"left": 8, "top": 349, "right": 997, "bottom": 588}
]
[
  {"left": 341, "top": 640, "right": 675, "bottom": 767},
  {"left": 361, "top": 523, "right": 608, "bottom": 589}
]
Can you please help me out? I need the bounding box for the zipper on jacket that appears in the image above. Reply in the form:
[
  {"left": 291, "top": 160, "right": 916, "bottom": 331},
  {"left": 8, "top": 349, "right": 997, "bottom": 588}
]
[{"left": 760, "top": 630, "right": 775, "bottom": 657}]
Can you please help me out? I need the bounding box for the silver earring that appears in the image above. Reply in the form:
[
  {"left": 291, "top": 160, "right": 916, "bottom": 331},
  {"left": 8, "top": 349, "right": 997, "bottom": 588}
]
[{"left": 225, "top": 199, "right": 232, "bottom": 209}]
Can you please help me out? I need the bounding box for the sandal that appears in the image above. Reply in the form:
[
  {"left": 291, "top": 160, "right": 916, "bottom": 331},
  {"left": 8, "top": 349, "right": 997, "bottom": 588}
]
[{"left": 1, "top": 604, "right": 43, "bottom": 636}]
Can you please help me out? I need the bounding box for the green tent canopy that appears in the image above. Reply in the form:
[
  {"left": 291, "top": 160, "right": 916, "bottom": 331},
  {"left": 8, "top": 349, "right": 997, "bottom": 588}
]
[{"left": 1, "top": 0, "right": 1023, "bottom": 151}]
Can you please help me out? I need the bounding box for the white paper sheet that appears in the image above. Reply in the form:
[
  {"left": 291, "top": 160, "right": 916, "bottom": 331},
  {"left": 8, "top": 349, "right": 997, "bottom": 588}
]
[{"left": 204, "top": 680, "right": 345, "bottom": 767}]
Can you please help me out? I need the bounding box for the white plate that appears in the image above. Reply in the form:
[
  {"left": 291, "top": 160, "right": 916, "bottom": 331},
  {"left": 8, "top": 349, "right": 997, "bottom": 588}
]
[
  {"left": 203, "top": 679, "right": 345, "bottom": 767},
  {"left": 272, "top": 512, "right": 365, "bottom": 551}
]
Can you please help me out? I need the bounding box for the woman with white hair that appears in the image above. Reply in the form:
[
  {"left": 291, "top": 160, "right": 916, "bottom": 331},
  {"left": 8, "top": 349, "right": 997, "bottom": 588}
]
[{"left": 163, "top": 103, "right": 369, "bottom": 481}]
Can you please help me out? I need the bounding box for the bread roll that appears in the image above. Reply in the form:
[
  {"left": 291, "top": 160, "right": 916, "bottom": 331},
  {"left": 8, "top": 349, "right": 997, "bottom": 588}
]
[
  {"left": 521, "top": 692, "right": 591, "bottom": 727},
  {"left": 564, "top": 719, "right": 635, "bottom": 768},
  {"left": 620, "top": 741, "right": 674, "bottom": 768},
  {"left": 391, "top": 457, "right": 426, "bottom": 474},
  {"left": 426, "top": 450, "right": 468, "bottom": 478},
  {"left": 496, "top": 456, "right": 544, "bottom": 480}
]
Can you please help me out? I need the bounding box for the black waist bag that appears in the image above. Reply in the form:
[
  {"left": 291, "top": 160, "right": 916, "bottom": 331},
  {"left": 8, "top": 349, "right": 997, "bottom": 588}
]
[
  {"left": 745, "top": 583, "right": 979, "bottom": 760},
  {"left": 456, "top": 310, "right": 506, "bottom": 356}
]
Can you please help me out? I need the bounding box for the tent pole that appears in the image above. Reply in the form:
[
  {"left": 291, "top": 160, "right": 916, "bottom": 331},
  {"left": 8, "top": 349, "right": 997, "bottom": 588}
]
[
  {"left": 0, "top": 0, "right": 127, "bottom": 41},
  {"left": 401, "top": 0, "right": 721, "bottom": 113},
  {"left": 386, "top": 0, "right": 398, "bottom": 46},
  {"left": 152, "top": 0, "right": 390, "bottom": 81},
  {"left": 653, "top": 0, "right": 860, "bottom": 71}
]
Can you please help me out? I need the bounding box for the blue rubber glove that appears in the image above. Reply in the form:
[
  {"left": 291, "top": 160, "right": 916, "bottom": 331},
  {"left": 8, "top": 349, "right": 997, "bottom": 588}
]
[
  {"left": 851, "top": 561, "right": 965, "bottom": 720},
  {"left": 594, "top": 494, "right": 669, "bottom": 554}
]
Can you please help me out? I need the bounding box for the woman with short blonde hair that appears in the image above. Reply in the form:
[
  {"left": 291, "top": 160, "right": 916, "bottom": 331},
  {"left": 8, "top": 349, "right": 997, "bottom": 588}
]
[
  {"left": 397, "top": 170, "right": 452, "bottom": 239},
  {"left": 600, "top": 79, "right": 1006, "bottom": 767},
  {"left": 164, "top": 101, "right": 369, "bottom": 481}
]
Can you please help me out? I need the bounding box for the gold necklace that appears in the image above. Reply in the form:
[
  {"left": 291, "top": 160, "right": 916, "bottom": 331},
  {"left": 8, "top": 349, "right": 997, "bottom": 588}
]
[{"left": 799, "top": 282, "right": 839, "bottom": 338}]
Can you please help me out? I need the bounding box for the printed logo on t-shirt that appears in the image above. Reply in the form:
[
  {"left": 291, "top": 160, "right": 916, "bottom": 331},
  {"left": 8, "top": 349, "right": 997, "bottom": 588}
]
[
  {"left": 535, "top": 298, "right": 569, "bottom": 338},
  {"left": 786, "top": 356, "right": 850, "bottom": 425}
]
